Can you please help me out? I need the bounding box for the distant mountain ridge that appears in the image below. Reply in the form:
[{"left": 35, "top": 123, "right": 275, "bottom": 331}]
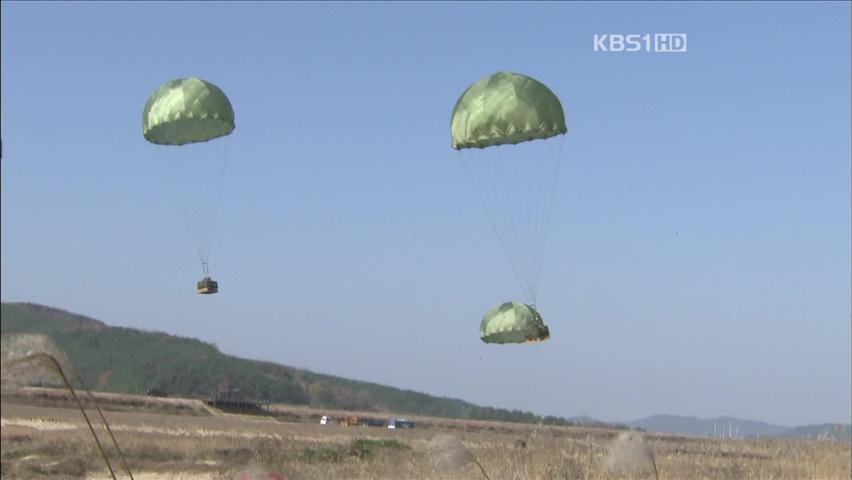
[
  {"left": 628, "top": 414, "right": 851, "bottom": 442},
  {"left": 780, "top": 423, "right": 852, "bottom": 442}
]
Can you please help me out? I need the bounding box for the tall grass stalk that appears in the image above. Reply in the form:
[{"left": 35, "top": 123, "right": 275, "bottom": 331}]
[
  {"left": 4, "top": 353, "right": 135, "bottom": 480},
  {"left": 428, "top": 434, "right": 491, "bottom": 480}
]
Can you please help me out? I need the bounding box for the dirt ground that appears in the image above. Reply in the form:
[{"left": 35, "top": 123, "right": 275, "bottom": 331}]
[{"left": 2, "top": 390, "right": 850, "bottom": 480}]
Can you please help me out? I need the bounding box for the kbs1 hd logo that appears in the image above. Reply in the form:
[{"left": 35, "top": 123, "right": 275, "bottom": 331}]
[{"left": 593, "top": 33, "right": 687, "bottom": 53}]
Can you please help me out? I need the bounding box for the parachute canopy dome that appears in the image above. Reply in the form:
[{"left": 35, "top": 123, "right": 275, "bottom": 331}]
[
  {"left": 451, "top": 71, "right": 567, "bottom": 150},
  {"left": 143, "top": 77, "right": 235, "bottom": 146},
  {"left": 480, "top": 301, "right": 550, "bottom": 344}
]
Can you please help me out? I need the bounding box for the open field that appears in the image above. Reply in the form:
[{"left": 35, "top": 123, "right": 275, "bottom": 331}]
[{"left": 2, "top": 389, "right": 850, "bottom": 480}]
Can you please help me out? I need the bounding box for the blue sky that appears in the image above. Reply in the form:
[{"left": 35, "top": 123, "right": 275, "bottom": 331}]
[{"left": 2, "top": 2, "right": 849, "bottom": 426}]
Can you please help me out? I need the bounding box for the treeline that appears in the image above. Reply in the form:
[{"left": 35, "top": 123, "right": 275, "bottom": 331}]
[{"left": 1, "top": 302, "right": 626, "bottom": 430}]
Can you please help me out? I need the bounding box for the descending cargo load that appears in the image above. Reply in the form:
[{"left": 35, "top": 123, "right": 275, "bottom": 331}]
[
  {"left": 142, "top": 77, "right": 235, "bottom": 294},
  {"left": 196, "top": 276, "right": 218, "bottom": 295},
  {"left": 451, "top": 71, "right": 567, "bottom": 340}
]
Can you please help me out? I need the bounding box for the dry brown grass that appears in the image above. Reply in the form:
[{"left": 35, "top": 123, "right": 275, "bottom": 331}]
[
  {"left": 603, "top": 431, "right": 658, "bottom": 479},
  {"left": 6, "top": 386, "right": 212, "bottom": 416},
  {"left": 2, "top": 392, "right": 850, "bottom": 480}
]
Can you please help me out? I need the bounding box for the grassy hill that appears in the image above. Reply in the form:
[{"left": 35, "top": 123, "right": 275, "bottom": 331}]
[
  {"left": 0, "top": 302, "right": 589, "bottom": 427},
  {"left": 781, "top": 424, "right": 852, "bottom": 442},
  {"left": 628, "top": 414, "right": 790, "bottom": 437},
  {"left": 628, "top": 415, "right": 851, "bottom": 442}
]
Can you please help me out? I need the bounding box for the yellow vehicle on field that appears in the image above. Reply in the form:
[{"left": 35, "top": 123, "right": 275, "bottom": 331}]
[{"left": 338, "top": 416, "right": 361, "bottom": 427}]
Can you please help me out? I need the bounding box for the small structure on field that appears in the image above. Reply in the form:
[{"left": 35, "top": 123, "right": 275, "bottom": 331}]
[
  {"left": 363, "top": 417, "right": 386, "bottom": 427},
  {"left": 146, "top": 388, "right": 169, "bottom": 397},
  {"left": 388, "top": 418, "right": 415, "bottom": 429},
  {"left": 332, "top": 416, "right": 392, "bottom": 427},
  {"left": 206, "top": 380, "right": 269, "bottom": 414}
]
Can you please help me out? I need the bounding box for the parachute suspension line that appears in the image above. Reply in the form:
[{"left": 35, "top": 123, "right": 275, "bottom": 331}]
[
  {"left": 490, "top": 145, "right": 534, "bottom": 301},
  {"left": 162, "top": 139, "right": 229, "bottom": 269},
  {"left": 530, "top": 140, "right": 547, "bottom": 302},
  {"left": 517, "top": 143, "right": 538, "bottom": 304},
  {"left": 461, "top": 151, "right": 534, "bottom": 302},
  {"left": 478, "top": 148, "right": 521, "bottom": 268},
  {"left": 520, "top": 140, "right": 560, "bottom": 305},
  {"left": 525, "top": 139, "right": 542, "bottom": 302},
  {"left": 200, "top": 149, "right": 212, "bottom": 260},
  {"left": 467, "top": 148, "right": 536, "bottom": 303},
  {"left": 457, "top": 148, "right": 562, "bottom": 305},
  {"left": 526, "top": 141, "right": 544, "bottom": 303},
  {"left": 528, "top": 140, "right": 549, "bottom": 301},
  {"left": 165, "top": 147, "right": 207, "bottom": 267},
  {"left": 533, "top": 138, "right": 563, "bottom": 298},
  {"left": 461, "top": 151, "right": 521, "bottom": 295},
  {"left": 202, "top": 138, "right": 212, "bottom": 257},
  {"left": 478, "top": 141, "right": 558, "bottom": 306},
  {"left": 200, "top": 137, "right": 231, "bottom": 266},
  {"left": 202, "top": 261, "right": 210, "bottom": 277}
]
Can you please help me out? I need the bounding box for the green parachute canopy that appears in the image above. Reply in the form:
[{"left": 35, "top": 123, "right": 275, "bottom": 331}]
[
  {"left": 451, "top": 71, "right": 566, "bottom": 150},
  {"left": 480, "top": 301, "right": 550, "bottom": 344},
  {"left": 143, "top": 77, "right": 235, "bottom": 146}
]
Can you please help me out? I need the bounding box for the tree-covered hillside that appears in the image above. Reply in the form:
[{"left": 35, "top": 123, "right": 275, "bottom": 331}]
[{"left": 1, "top": 302, "right": 586, "bottom": 426}]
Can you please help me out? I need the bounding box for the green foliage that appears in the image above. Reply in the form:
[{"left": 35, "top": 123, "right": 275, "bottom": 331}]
[
  {"left": 0, "top": 449, "right": 31, "bottom": 461},
  {"left": 133, "top": 444, "right": 185, "bottom": 462},
  {"left": 213, "top": 447, "right": 253, "bottom": 465},
  {"left": 1, "top": 303, "right": 309, "bottom": 405},
  {"left": 301, "top": 445, "right": 346, "bottom": 463},
  {"left": 349, "top": 438, "right": 409, "bottom": 460}
]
